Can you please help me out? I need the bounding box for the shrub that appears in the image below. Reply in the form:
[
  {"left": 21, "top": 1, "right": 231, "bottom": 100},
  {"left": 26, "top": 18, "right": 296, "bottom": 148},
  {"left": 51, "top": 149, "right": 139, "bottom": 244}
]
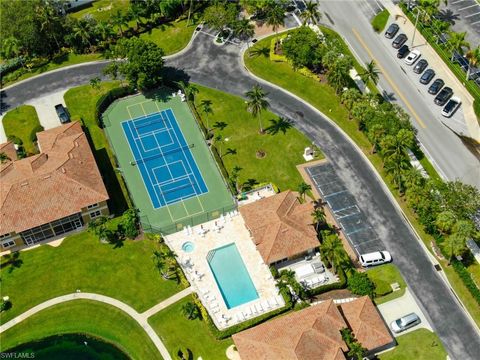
[
  {"left": 452, "top": 260, "right": 480, "bottom": 306},
  {"left": 347, "top": 271, "right": 376, "bottom": 298},
  {"left": 371, "top": 9, "right": 390, "bottom": 33},
  {"left": 211, "top": 144, "right": 236, "bottom": 194},
  {"left": 270, "top": 265, "right": 280, "bottom": 279},
  {"left": 373, "top": 278, "right": 392, "bottom": 297},
  {"left": 269, "top": 35, "right": 288, "bottom": 62},
  {"left": 29, "top": 124, "right": 44, "bottom": 143},
  {"left": 0, "top": 57, "right": 25, "bottom": 76},
  {"left": 474, "top": 98, "right": 480, "bottom": 125}
]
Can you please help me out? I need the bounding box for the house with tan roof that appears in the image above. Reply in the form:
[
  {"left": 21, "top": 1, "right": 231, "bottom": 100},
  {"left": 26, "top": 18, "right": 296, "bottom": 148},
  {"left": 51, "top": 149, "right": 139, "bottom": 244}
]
[
  {"left": 0, "top": 122, "right": 109, "bottom": 251},
  {"left": 239, "top": 190, "right": 319, "bottom": 265},
  {"left": 232, "top": 296, "right": 394, "bottom": 360}
]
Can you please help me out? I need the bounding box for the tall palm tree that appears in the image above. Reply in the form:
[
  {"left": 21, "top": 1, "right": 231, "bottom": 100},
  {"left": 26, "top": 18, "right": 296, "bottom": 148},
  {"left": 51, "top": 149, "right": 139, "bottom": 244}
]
[
  {"left": 340, "top": 88, "right": 362, "bottom": 113},
  {"left": 360, "top": 60, "right": 381, "bottom": 85},
  {"left": 297, "top": 182, "right": 312, "bottom": 201},
  {"left": 311, "top": 208, "right": 326, "bottom": 232},
  {"left": 245, "top": 84, "right": 270, "bottom": 133},
  {"left": 447, "top": 31, "right": 470, "bottom": 61},
  {"left": 181, "top": 301, "right": 200, "bottom": 320},
  {"left": 200, "top": 99, "right": 213, "bottom": 132},
  {"left": 443, "top": 233, "right": 467, "bottom": 265},
  {"left": 465, "top": 46, "right": 480, "bottom": 81},
  {"left": 230, "top": 165, "right": 242, "bottom": 193},
  {"left": 73, "top": 20, "right": 93, "bottom": 48},
  {"left": 266, "top": 4, "right": 285, "bottom": 38},
  {"left": 320, "top": 234, "right": 349, "bottom": 272},
  {"left": 348, "top": 342, "right": 367, "bottom": 360},
  {"left": 383, "top": 156, "right": 410, "bottom": 192},
  {"left": 233, "top": 18, "right": 255, "bottom": 49},
  {"left": 112, "top": 10, "right": 128, "bottom": 36},
  {"left": 327, "top": 63, "right": 351, "bottom": 94},
  {"left": 380, "top": 129, "right": 415, "bottom": 162},
  {"left": 301, "top": 1, "right": 322, "bottom": 25},
  {"left": 95, "top": 21, "right": 115, "bottom": 44},
  {"left": 435, "top": 210, "right": 456, "bottom": 236},
  {"left": 367, "top": 124, "right": 386, "bottom": 154},
  {"left": 176, "top": 81, "right": 199, "bottom": 103}
]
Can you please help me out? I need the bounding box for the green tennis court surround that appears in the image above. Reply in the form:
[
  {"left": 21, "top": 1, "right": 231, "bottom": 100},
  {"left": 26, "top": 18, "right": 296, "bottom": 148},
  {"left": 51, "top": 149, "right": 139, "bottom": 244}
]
[{"left": 103, "top": 89, "right": 235, "bottom": 234}]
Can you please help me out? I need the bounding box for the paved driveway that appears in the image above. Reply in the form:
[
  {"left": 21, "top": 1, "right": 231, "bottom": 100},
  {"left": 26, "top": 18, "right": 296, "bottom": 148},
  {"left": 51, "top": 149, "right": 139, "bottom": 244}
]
[
  {"left": 441, "top": 0, "right": 480, "bottom": 47},
  {"left": 26, "top": 89, "right": 68, "bottom": 131},
  {"left": 378, "top": 288, "right": 433, "bottom": 337}
]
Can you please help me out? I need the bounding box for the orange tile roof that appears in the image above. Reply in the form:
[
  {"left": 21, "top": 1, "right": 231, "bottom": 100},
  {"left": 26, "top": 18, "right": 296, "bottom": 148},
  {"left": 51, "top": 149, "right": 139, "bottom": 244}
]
[
  {"left": 233, "top": 297, "right": 393, "bottom": 360},
  {"left": 233, "top": 300, "right": 348, "bottom": 360},
  {"left": 0, "top": 122, "right": 109, "bottom": 235},
  {"left": 339, "top": 296, "right": 393, "bottom": 350},
  {"left": 0, "top": 142, "right": 17, "bottom": 163},
  {"left": 239, "top": 190, "right": 319, "bottom": 264}
]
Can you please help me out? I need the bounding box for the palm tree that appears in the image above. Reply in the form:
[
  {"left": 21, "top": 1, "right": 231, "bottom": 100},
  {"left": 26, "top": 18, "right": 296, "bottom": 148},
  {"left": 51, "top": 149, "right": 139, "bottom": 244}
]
[
  {"left": 230, "top": 165, "right": 242, "bottom": 193},
  {"left": 245, "top": 84, "right": 270, "bottom": 133},
  {"left": 266, "top": 4, "right": 285, "bottom": 38},
  {"left": 95, "top": 21, "right": 115, "bottom": 44},
  {"left": 0, "top": 152, "right": 10, "bottom": 164},
  {"left": 233, "top": 18, "right": 255, "bottom": 49},
  {"left": 360, "top": 60, "right": 381, "bottom": 85},
  {"left": 443, "top": 233, "right": 467, "bottom": 265},
  {"left": 383, "top": 156, "right": 410, "bottom": 192},
  {"left": 200, "top": 99, "right": 213, "bottom": 132},
  {"left": 320, "top": 234, "right": 349, "bottom": 272},
  {"left": 417, "top": 0, "right": 441, "bottom": 24},
  {"left": 297, "top": 182, "right": 312, "bottom": 202},
  {"left": 176, "top": 81, "right": 199, "bottom": 103},
  {"left": 112, "top": 10, "right": 128, "bottom": 36},
  {"left": 348, "top": 341, "right": 367, "bottom": 360},
  {"left": 301, "top": 1, "right": 322, "bottom": 25},
  {"left": 402, "top": 167, "right": 425, "bottom": 189},
  {"left": 435, "top": 210, "right": 456, "bottom": 236},
  {"left": 128, "top": 5, "right": 144, "bottom": 31},
  {"left": 380, "top": 129, "right": 415, "bottom": 162},
  {"left": 465, "top": 46, "right": 480, "bottom": 81},
  {"left": 181, "top": 301, "right": 200, "bottom": 320},
  {"left": 341, "top": 88, "right": 362, "bottom": 113},
  {"left": 367, "top": 124, "right": 386, "bottom": 154},
  {"left": 447, "top": 31, "right": 470, "bottom": 61},
  {"left": 452, "top": 219, "right": 476, "bottom": 240},
  {"left": 311, "top": 208, "right": 326, "bottom": 232},
  {"left": 73, "top": 20, "right": 93, "bottom": 48},
  {"left": 2, "top": 37, "right": 21, "bottom": 59}
]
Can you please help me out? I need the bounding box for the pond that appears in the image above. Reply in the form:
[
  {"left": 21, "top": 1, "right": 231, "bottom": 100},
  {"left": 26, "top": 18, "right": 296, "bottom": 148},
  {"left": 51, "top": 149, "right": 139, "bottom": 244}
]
[{"left": 4, "top": 333, "right": 130, "bottom": 360}]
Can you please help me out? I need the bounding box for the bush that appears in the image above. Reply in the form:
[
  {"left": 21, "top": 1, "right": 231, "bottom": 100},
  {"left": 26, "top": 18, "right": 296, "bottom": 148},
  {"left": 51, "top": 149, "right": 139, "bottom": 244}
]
[
  {"left": 452, "top": 260, "right": 480, "bottom": 306},
  {"left": 347, "top": 271, "right": 375, "bottom": 298},
  {"left": 211, "top": 144, "right": 236, "bottom": 194},
  {"left": 7, "top": 135, "right": 22, "bottom": 146},
  {"left": 29, "top": 124, "right": 44, "bottom": 143},
  {"left": 371, "top": 9, "right": 390, "bottom": 33},
  {"left": 474, "top": 98, "right": 480, "bottom": 125},
  {"left": 270, "top": 35, "right": 288, "bottom": 62},
  {"left": 0, "top": 57, "right": 25, "bottom": 76},
  {"left": 373, "top": 278, "right": 392, "bottom": 297}
]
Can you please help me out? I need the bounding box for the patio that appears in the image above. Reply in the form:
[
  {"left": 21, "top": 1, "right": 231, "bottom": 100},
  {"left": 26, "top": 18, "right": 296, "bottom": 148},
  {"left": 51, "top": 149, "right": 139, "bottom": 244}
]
[{"left": 164, "top": 212, "right": 285, "bottom": 329}]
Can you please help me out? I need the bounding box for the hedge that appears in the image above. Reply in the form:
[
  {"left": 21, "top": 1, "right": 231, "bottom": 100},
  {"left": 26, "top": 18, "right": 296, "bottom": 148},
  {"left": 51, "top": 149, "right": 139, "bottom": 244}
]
[
  {"left": 452, "top": 260, "right": 480, "bottom": 306},
  {"left": 474, "top": 99, "right": 480, "bottom": 125},
  {"left": 29, "top": 124, "right": 44, "bottom": 143},
  {"left": 307, "top": 267, "right": 347, "bottom": 297},
  {"left": 192, "top": 290, "right": 293, "bottom": 340},
  {"left": 210, "top": 144, "right": 236, "bottom": 195},
  {"left": 96, "top": 85, "right": 135, "bottom": 127}
]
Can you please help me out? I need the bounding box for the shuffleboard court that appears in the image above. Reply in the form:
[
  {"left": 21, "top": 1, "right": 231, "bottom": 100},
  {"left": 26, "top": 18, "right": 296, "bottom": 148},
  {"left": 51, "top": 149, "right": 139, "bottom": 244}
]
[{"left": 103, "top": 89, "right": 235, "bottom": 234}]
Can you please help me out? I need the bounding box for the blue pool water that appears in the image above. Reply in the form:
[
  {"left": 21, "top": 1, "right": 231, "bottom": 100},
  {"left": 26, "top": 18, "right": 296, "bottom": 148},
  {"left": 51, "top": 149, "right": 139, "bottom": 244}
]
[
  {"left": 182, "top": 241, "right": 195, "bottom": 253},
  {"left": 207, "top": 243, "right": 258, "bottom": 309}
]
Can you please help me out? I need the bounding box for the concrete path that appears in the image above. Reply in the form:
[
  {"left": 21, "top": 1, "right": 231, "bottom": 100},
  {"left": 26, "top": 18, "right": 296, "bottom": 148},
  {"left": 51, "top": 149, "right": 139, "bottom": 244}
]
[{"left": 0, "top": 288, "right": 193, "bottom": 360}]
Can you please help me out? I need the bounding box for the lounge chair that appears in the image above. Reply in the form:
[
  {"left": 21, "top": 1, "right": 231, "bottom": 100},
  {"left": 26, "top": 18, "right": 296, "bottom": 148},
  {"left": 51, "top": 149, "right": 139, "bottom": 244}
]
[
  {"left": 210, "top": 300, "right": 219, "bottom": 308},
  {"left": 212, "top": 308, "right": 220, "bottom": 314},
  {"left": 251, "top": 305, "right": 258, "bottom": 314},
  {"left": 262, "top": 300, "right": 271, "bottom": 309},
  {"left": 256, "top": 303, "right": 264, "bottom": 313}
]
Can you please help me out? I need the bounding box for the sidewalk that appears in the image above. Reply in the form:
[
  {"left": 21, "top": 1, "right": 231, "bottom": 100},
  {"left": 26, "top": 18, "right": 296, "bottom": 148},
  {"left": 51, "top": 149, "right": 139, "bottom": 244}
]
[{"left": 383, "top": 2, "right": 480, "bottom": 141}]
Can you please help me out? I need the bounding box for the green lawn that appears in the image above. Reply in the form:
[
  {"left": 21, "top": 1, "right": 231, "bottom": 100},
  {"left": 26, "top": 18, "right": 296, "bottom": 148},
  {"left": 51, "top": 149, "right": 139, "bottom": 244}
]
[
  {"left": 194, "top": 84, "right": 322, "bottom": 192},
  {"left": 379, "top": 329, "right": 447, "bottom": 360},
  {"left": 139, "top": 18, "right": 198, "bottom": 55},
  {"left": 0, "top": 300, "right": 161, "bottom": 360},
  {"left": 2, "top": 105, "right": 42, "bottom": 155},
  {"left": 244, "top": 33, "right": 480, "bottom": 328},
  {"left": 2, "top": 53, "right": 102, "bottom": 87},
  {"left": 149, "top": 296, "right": 232, "bottom": 359},
  {"left": 64, "top": 81, "right": 130, "bottom": 214},
  {"left": 371, "top": 9, "right": 390, "bottom": 33},
  {"left": 0, "top": 231, "right": 184, "bottom": 325},
  {"left": 70, "top": 0, "right": 130, "bottom": 22},
  {"left": 367, "top": 264, "right": 407, "bottom": 304}
]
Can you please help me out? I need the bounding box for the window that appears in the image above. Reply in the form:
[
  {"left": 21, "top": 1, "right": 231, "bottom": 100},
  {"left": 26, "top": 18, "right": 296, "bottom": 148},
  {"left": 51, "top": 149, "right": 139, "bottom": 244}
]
[
  {"left": 90, "top": 210, "right": 102, "bottom": 219},
  {"left": 0, "top": 233, "right": 11, "bottom": 240},
  {"left": 1, "top": 240, "right": 16, "bottom": 249},
  {"left": 87, "top": 203, "right": 99, "bottom": 209}
]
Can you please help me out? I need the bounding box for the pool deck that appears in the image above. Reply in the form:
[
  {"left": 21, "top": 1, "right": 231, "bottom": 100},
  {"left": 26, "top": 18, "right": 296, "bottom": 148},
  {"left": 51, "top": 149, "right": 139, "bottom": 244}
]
[{"left": 165, "top": 213, "right": 285, "bottom": 329}]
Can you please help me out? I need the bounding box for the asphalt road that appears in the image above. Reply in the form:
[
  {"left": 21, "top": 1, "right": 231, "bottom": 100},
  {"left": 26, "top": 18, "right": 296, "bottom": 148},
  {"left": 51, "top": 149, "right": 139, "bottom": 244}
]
[
  {"left": 319, "top": 0, "right": 480, "bottom": 189},
  {"left": 440, "top": 0, "right": 480, "bottom": 47},
  {"left": 1, "top": 26, "right": 479, "bottom": 359}
]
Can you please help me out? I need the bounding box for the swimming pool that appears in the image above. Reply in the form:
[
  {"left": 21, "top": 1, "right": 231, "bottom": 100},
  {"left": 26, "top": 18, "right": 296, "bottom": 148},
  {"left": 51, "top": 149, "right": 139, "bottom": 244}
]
[{"left": 207, "top": 243, "right": 259, "bottom": 309}]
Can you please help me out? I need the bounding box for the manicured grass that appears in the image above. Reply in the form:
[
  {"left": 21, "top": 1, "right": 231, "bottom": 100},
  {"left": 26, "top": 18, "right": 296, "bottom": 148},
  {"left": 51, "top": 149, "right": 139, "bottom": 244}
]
[
  {"left": 245, "top": 33, "right": 480, "bottom": 328},
  {"left": 70, "top": 0, "right": 130, "bottom": 22},
  {"left": 371, "top": 9, "right": 390, "bottom": 33},
  {"left": 0, "top": 231, "right": 185, "bottom": 325},
  {"left": 2, "top": 105, "right": 42, "bottom": 155},
  {"left": 149, "top": 296, "right": 232, "bottom": 359},
  {"left": 140, "top": 18, "right": 198, "bottom": 55},
  {"left": 2, "top": 53, "right": 102, "bottom": 87},
  {"left": 193, "top": 84, "right": 322, "bottom": 192},
  {"left": 367, "top": 264, "right": 407, "bottom": 304},
  {"left": 64, "top": 81, "right": 130, "bottom": 214},
  {"left": 0, "top": 300, "right": 161, "bottom": 360},
  {"left": 379, "top": 329, "right": 447, "bottom": 360}
]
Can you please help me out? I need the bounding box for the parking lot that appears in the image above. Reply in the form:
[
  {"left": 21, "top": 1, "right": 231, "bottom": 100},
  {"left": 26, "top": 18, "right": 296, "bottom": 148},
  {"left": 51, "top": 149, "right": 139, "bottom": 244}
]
[
  {"left": 380, "top": 21, "right": 467, "bottom": 129},
  {"left": 441, "top": 0, "right": 480, "bottom": 47}
]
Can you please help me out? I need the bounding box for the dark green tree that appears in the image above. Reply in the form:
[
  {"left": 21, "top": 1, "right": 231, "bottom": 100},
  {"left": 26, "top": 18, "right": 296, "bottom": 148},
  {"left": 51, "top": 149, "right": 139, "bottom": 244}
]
[
  {"left": 347, "top": 272, "right": 376, "bottom": 298},
  {"left": 282, "top": 26, "right": 323, "bottom": 70}
]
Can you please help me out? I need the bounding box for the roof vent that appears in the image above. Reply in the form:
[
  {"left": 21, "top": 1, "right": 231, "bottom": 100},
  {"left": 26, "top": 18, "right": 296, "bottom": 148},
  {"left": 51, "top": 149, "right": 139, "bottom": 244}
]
[
  {"left": 20, "top": 181, "right": 29, "bottom": 187},
  {"left": 43, "top": 175, "right": 51, "bottom": 180},
  {"left": 61, "top": 167, "right": 66, "bottom": 173}
]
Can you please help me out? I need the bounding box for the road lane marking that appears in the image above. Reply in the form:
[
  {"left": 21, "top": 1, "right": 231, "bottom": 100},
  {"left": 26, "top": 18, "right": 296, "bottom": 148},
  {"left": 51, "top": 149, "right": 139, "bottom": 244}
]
[{"left": 351, "top": 28, "right": 427, "bottom": 129}]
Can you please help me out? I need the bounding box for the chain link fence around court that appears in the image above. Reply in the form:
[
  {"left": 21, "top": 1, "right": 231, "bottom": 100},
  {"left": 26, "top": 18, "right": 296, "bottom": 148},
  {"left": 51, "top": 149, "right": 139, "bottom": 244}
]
[{"left": 140, "top": 203, "right": 238, "bottom": 235}]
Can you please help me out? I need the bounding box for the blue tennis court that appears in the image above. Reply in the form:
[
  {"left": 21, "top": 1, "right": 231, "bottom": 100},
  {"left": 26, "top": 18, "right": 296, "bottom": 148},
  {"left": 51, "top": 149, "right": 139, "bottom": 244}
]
[{"left": 122, "top": 109, "right": 208, "bottom": 209}]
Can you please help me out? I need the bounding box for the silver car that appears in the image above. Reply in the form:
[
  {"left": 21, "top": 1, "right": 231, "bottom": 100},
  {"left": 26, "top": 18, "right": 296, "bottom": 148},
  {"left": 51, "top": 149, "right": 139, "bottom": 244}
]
[{"left": 390, "top": 313, "right": 421, "bottom": 333}]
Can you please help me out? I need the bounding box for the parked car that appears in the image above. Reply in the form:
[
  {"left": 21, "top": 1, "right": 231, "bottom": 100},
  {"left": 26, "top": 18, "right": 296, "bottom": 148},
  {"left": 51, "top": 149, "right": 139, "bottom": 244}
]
[
  {"left": 397, "top": 45, "right": 410, "bottom": 58},
  {"left": 391, "top": 313, "right": 421, "bottom": 333},
  {"left": 405, "top": 49, "right": 421, "bottom": 65},
  {"left": 385, "top": 23, "right": 400, "bottom": 39},
  {"left": 419, "top": 69, "right": 435, "bottom": 84},
  {"left": 441, "top": 96, "right": 461, "bottom": 117},
  {"left": 428, "top": 78, "right": 444, "bottom": 94},
  {"left": 434, "top": 86, "right": 453, "bottom": 105},
  {"left": 54, "top": 104, "right": 70, "bottom": 124},
  {"left": 413, "top": 59, "right": 428, "bottom": 74},
  {"left": 359, "top": 251, "right": 392, "bottom": 267},
  {"left": 392, "top": 33, "right": 407, "bottom": 49}
]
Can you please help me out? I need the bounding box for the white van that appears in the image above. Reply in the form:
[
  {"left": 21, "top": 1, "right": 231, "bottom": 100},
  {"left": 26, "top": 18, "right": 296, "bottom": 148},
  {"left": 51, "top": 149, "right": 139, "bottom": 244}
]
[{"left": 359, "top": 251, "right": 392, "bottom": 267}]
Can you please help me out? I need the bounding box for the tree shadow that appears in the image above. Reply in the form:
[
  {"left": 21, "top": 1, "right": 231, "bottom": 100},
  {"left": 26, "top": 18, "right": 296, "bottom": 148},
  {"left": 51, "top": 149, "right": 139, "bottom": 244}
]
[
  {"left": 248, "top": 46, "right": 270, "bottom": 58},
  {"left": 0, "top": 252, "right": 23, "bottom": 273},
  {"left": 242, "top": 178, "right": 259, "bottom": 191},
  {"left": 265, "top": 117, "right": 293, "bottom": 135},
  {"left": 160, "top": 66, "right": 191, "bottom": 86},
  {"left": 437, "top": 9, "right": 460, "bottom": 25},
  {"left": 382, "top": 90, "right": 397, "bottom": 102},
  {"left": 213, "top": 121, "right": 228, "bottom": 131},
  {"left": 224, "top": 148, "right": 237, "bottom": 156}
]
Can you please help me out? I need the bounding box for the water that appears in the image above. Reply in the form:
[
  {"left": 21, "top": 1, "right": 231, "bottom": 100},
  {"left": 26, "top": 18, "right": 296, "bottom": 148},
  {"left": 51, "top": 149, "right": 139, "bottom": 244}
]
[
  {"left": 5, "top": 334, "right": 130, "bottom": 360},
  {"left": 182, "top": 241, "right": 195, "bottom": 253},
  {"left": 207, "top": 243, "right": 259, "bottom": 309}
]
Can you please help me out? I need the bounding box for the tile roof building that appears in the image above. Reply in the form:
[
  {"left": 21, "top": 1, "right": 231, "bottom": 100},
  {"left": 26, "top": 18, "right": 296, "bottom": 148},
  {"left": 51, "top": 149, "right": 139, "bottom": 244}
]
[
  {"left": 239, "top": 190, "right": 319, "bottom": 264},
  {"left": 0, "top": 122, "right": 109, "bottom": 251},
  {"left": 232, "top": 296, "right": 394, "bottom": 360}
]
